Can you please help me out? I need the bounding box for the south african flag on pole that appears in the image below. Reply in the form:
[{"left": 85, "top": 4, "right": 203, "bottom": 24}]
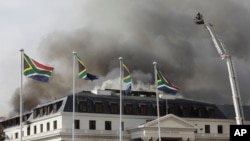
[
  {"left": 123, "top": 63, "right": 132, "bottom": 95},
  {"left": 156, "top": 69, "right": 179, "bottom": 95},
  {"left": 23, "top": 53, "right": 54, "bottom": 82},
  {"left": 77, "top": 56, "right": 98, "bottom": 81}
]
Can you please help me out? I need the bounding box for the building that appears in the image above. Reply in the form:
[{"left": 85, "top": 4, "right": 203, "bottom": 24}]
[{"left": 1, "top": 89, "right": 249, "bottom": 141}]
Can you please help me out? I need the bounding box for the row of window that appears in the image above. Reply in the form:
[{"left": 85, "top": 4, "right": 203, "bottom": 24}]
[
  {"left": 31, "top": 98, "right": 215, "bottom": 118},
  {"left": 74, "top": 120, "right": 122, "bottom": 131},
  {"left": 27, "top": 120, "right": 57, "bottom": 135},
  {"left": 11, "top": 121, "right": 224, "bottom": 139},
  {"left": 195, "top": 125, "right": 223, "bottom": 134},
  {"left": 2, "top": 105, "right": 216, "bottom": 131},
  {"left": 33, "top": 102, "right": 62, "bottom": 118},
  {"left": 168, "top": 106, "right": 215, "bottom": 118},
  {"left": 78, "top": 101, "right": 158, "bottom": 115},
  {"left": 13, "top": 119, "right": 122, "bottom": 139},
  {"left": 13, "top": 121, "right": 57, "bottom": 139},
  {"left": 78, "top": 101, "right": 216, "bottom": 118}
]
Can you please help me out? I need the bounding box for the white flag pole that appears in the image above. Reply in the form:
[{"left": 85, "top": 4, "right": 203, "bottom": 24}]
[
  {"left": 72, "top": 51, "right": 77, "bottom": 141},
  {"left": 20, "top": 49, "right": 24, "bottom": 141},
  {"left": 153, "top": 61, "right": 161, "bottom": 141},
  {"left": 119, "top": 57, "right": 123, "bottom": 141},
  {"left": 166, "top": 98, "right": 168, "bottom": 115}
]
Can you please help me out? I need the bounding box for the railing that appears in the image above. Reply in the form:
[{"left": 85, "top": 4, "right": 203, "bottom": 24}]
[
  {"left": 60, "top": 128, "right": 120, "bottom": 136},
  {"left": 195, "top": 133, "right": 229, "bottom": 139},
  {"left": 7, "top": 129, "right": 123, "bottom": 141}
]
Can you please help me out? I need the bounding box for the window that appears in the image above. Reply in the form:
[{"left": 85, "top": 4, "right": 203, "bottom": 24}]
[
  {"left": 44, "top": 106, "right": 48, "bottom": 115},
  {"left": 89, "top": 120, "right": 96, "bottom": 130},
  {"left": 47, "top": 122, "right": 50, "bottom": 131},
  {"left": 125, "top": 104, "right": 133, "bottom": 114},
  {"left": 218, "top": 125, "right": 223, "bottom": 134},
  {"left": 95, "top": 102, "right": 103, "bottom": 113},
  {"left": 154, "top": 105, "right": 162, "bottom": 116},
  {"left": 53, "top": 104, "right": 57, "bottom": 113},
  {"left": 110, "top": 103, "right": 119, "bottom": 114},
  {"left": 48, "top": 105, "right": 52, "bottom": 114},
  {"left": 40, "top": 108, "right": 44, "bottom": 116},
  {"left": 205, "top": 125, "right": 210, "bottom": 133},
  {"left": 140, "top": 104, "right": 148, "bottom": 115},
  {"left": 40, "top": 124, "right": 43, "bottom": 133},
  {"left": 208, "top": 108, "right": 215, "bottom": 118},
  {"left": 194, "top": 108, "right": 202, "bottom": 117},
  {"left": 13, "top": 118, "right": 18, "bottom": 125},
  {"left": 36, "top": 109, "right": 40, "bottom": 117},
  {"left": 53, "top": 120, "right": 57, "bottom": 130},
  {"left": 182, "top": 107, "right": 190, "bottom": 117},
  {"left": 33, "top": 110, "right": 37, "bottom": 118},
  {"left": 75, "top": 120, "right": 80, "bottom": 129},
  {"left": 197, "top": 108, "right": 202, "bottom": 117},
  {"left": 34, "top": 125, "right": 37, "bottom": 134},
  {"left": 52, "top": 102, "right": 62, "bottom": 113},
  {"left": 105, "top": 121, "right": 112, "bottom": 130},
  {"left": 27, "top": 126, "right": 30, "bottom": 135},
  {"left": 168, "top": 105, "right": 175, "bottom": 114},
  {"left": 23, "top": 115, "right": 27, "bottom": 121},
  {"left": 78, "top": 101, "right": 87, "bottom": 112},
  {"left": 15, "top": 132, "right": 18, "bottom": 139},
  {"left": 122, "top": 121, "right": 124, "bottom": 131}
]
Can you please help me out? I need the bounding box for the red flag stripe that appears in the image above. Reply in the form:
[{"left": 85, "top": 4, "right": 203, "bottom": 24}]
[
  {"left": 32, "top": 59, "right": 54, "bottom": 71},
  {"left": 162, "top": 73, "right": 179, "bottom": 89}
]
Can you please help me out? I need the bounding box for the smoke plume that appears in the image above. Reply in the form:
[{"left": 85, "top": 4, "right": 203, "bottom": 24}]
[{"left": 11, "top": 0, "right": 250, "bottom": 113}]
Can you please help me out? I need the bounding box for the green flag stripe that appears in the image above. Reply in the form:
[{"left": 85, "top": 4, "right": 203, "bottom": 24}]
[
  {"left": 77, "top": 56, "right": 88, "bottom": 79},
  {"left": 23, "top": 53, "right": 52, "bottom": 77}
]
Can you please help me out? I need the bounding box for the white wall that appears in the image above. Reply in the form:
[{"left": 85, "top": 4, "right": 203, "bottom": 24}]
[
  {"left": 4, "top": 113, "right": 63, "bottom": 140},
  {"left": 4, "top": 112, "right": 235, "bottom": 141},
  {"left": 61, "top": 112, "right": 155, "bottom": 131},
  {"left": 24, "top": 113, "right": 62, "bottom": 136},
  {"left": 184, "top": 118, "right": 232, "bottom": 134}
]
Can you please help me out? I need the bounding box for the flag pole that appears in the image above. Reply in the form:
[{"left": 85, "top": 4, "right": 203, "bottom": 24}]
[
  {"left": 166, "top": 98, "right": 168, "bottom": 115},
  {"left": 153, "top": 61, "right": 161, "bottom": 141},
  {"left": 20, "top": 49, "right": 24, "bottom": 141},
  {"left": 119, "top": 57, "right": 123, "bottom": 141},
  {"left": 72, "top": 51, "right": 77, "bottom": 141}
]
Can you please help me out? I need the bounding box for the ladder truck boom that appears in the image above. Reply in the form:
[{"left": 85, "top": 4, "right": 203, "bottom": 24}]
[{"left": 194, "top": 13, "right": 244, "bottom": 125}]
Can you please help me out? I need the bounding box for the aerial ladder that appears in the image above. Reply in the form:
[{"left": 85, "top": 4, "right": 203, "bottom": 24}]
[{"left": 194, "top": 13, "right": 244, "bottom": 125}]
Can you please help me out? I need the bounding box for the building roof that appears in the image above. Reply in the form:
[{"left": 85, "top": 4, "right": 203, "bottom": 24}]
[
  {"left": 217, "top": 104, "right": 250, "bottom": 121},
  {"left": 1, "top": 89, "right": 244, "bottom": 128},
  {"left": 138, "top": 114, "right": 195, "bottom": 128}
]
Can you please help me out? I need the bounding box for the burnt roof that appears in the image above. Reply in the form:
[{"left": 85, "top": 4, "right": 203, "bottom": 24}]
[
  {"left": 63, "top": 90, "right": 226, "bottom": 119},
  {"left": 4, "top": 89, "right": 246, "bottom": 128}
]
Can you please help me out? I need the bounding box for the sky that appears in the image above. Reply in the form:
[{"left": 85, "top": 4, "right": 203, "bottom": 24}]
[
  {"left": 0, "top": 0, "right": 89, "bottom": 116},
  {"left": 0, "top": 0, "right": 249, "bottom": 117}
]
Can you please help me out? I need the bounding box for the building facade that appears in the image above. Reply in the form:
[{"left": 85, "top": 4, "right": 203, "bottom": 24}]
[{"left": 1, "top": 89, "right": 248, "bottom": 141}]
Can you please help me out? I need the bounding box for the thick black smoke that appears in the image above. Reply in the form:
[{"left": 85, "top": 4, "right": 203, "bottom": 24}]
[{"left": 11, "top": 0, "right": 250, "bottom": 113}]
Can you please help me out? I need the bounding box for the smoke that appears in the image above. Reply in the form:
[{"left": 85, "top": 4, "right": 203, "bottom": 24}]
[
  {"left": 10, "top": 0, "right": 250, "bottom": 113},
  {"left": 11, "top": 73, "right": 71, "bottom": 112}
]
